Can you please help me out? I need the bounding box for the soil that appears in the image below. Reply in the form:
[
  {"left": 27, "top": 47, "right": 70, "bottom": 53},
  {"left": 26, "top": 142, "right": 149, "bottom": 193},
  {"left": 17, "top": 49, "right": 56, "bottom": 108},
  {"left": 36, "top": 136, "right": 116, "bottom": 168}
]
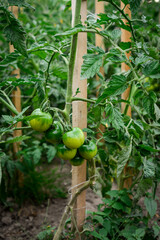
[{"left": 0, "top": 163, "right": 102, "bottom": 240}]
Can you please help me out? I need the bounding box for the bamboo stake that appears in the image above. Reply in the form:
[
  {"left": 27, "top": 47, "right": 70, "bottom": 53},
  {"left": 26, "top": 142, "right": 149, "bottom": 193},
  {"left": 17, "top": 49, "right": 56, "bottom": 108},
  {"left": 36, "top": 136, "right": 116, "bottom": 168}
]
[
  {"left": 72, "top": 0, "right": 87, "bottom": 232},
  {"left": 9, "top": 6, "right": 22, "bottom": 154},
  {"left": 121, "top": 2, "right": 132, "bottom": 189}
]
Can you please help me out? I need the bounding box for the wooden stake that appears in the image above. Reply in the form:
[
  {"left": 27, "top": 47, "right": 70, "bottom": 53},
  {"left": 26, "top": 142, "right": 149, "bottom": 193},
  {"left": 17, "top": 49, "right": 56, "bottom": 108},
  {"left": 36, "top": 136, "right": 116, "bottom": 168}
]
[
  {"left": 9, "top": 6, "right": 22, "bottom": 154},
  {"left": 95, "top": 0, "right": 105, "bottom": 139},
  {"left": 72, "top": 0, "right": 87, "bottom": 232},
  {"left": 121, "top": 2, "right": 131, "bottom": 116},
  {"left": 121, "top": 2, "right": 132, "bottom": 188}
]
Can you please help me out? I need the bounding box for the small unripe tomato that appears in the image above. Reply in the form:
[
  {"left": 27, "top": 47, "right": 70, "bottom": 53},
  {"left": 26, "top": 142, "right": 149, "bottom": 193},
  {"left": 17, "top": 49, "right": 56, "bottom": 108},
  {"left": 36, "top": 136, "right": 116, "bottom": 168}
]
[
  {"left": 62, "top": 127, "right": 85, "bottom": 149},
  {"left": 29, "top": 108, "right": 53, "bottom": 132},
  {"left": 69, "top": 156, "right": 84, "bottom": 166},
  {"left": 45, "top": 121, "right": 63, "bottom": 144},
  {"left": 79, "top": 141, "right": 97, "bottom": 160},
  {"left": 57, "top": 143, "right": 77, "bottom": 161}
]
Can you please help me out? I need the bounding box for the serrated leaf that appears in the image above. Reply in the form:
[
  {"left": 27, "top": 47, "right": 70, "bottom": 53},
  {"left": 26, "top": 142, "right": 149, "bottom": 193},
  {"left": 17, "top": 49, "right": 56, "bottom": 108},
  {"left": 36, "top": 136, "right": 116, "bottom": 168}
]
[
  {"left": 142, "top": 60, "right": 160, "bottom": 77},
  {"left": 105, "top": 104, "right": 124, "bottom": 130},
  {"left": 106, "top": 48, "right": 126, "bottom": 63},
  {"left": 154, "top": 104, "right": 160, "bottom": 121},
  {"left": 139, "top": 144, "right": 159, "bottom": 152},
  {"left": 2, "top": 115, "right": 15, "bottom": 123},
  {"left": 81, "top": 53, "right": 103, "bottom": 80},
  {"left": 144, "top": 197, "right": 157, "bottom": 218},
  {"left": 33, "top": 148, "right": 42, "bottom": 165},
  {"left": 143, "top": 159, "right": 155, "bottom": 178},
  {"left": 117, "top": 140, "right": 132, "bottom": 177},
  {"left": 142, "top": 95, "right": 155, "bottom": 120},
  {"left": 97, "top": 74, "right": 127, "bottom": 103},
  {"left": 1, "top": 135, "right": 30, "bottom": 144},
  {"left": 93, "top": 215, "right": 104, "bottom": 225},
  {"left": 129, "top": 0, "right": 142, "bottom": 14},
  {"left": 8, "top": 0, "right": 34, "bottom": 9},
  {"left": 47, "top": 146, "right": 57, "bottom": 163},
  {"left": 3, "top": 9, "right": 27, "bottom": 57}
]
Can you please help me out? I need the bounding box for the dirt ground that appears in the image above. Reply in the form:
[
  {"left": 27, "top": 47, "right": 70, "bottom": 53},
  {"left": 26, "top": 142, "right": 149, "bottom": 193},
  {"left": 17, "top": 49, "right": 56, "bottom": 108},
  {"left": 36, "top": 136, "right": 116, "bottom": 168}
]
[{"left": 0, "top": 163, "right": 102, "bottom": 240}]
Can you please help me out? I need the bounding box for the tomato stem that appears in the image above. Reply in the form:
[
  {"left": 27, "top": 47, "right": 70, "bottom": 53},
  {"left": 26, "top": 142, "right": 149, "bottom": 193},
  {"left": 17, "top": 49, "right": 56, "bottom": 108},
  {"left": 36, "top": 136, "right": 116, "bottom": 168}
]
[
  {"left": 0, "top": 96, "right": 19, "bottom": 115},
  {"left": 64, "top": 0, "right": 82, "bottom": 124}
]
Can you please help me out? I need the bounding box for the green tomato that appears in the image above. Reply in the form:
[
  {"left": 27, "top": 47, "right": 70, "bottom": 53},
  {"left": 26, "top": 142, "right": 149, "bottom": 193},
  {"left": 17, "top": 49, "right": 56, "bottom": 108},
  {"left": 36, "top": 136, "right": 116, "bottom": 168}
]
[
  {"left": 45, "top": 121, "right": 63, "bottom": 144},
  {"left": 69, "top": 156, "right": 85, "bottom": 166},
  {"left": 79, "top": 141, "right": 97, "bottom": 160},
  {"left": 62, "top": 127, "right": 85, "bottom": 149},
  {"left": 57, "top": 143, "right": 77, "bottom": 160},
  {"left": 29, "top": 108, "right": 52, "bottom": 132}
]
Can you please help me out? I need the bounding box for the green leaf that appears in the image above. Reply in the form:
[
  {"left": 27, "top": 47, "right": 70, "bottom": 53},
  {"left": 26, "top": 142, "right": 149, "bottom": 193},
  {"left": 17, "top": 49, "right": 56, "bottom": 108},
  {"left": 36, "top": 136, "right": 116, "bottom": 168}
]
[
  {"left": 105, "top": 104, "right": 124, "bottom": 130},
  {"left": 97, "top": 74, "right": 127, "bottom": 103},
  {"left": 93, "top": 215, "right": 104, "bottom": 225},
  {"left": 3, "top": 8, "right": 27, "bottom": 57},
  {"left": 8, "top": 0, "right": 34, "bottom": 9},
  {"left": 134, "top": 228, "right": 145, "bottom": 239},
  {"left": 139, "top": 144, "right": 159, "bottom": 152},
  {"left": 144, "top": 197, "right": 157, "bottom": 218},
  {"left": 103, "top": 219, "right": 111, "bottom": 233},
  {"left": 99, "top": 228, "right": 108, "bottom": 237},
  {"left": 154, "top": 104, "right": 160, "bottom": 121},
  {"left": 47, "top": 146, "right": 57, "bottom": 163},
  {"left": 33, "top": 148, "right": 42, "bottom": 165},
  {"left": 142, "top": 60, "right": 160, "bottom": 77},
  {"left": 143, "top": 159, "right": 155, "bottom": 178},
  {"left": 117, "top": 140, "right": 132, "bottom": 177},
  {"left": 142, "top": 95, "right": 155, "bottom": 120},
  {"left": 0, "top": 135, "right": 30, "bottom": 144},
  {"left": 129, "top": 0, "right": 142, "bottom": 14},
  {"left": 135, "top": 179, "right": 153, "bottom": 200},
  {"left": 81, "top": 53, "right": 103, "bottom": 80},
  {"left": 105, "top": 48, "right": 126, "bottom": 63},
  {"left": 119, "top": 42, "right": 131, "bottom": 50},
  {"left": 90, "top": 231, "right": 103, "bottom": 240},
  {"left": 112, "top": 201, "right": 125, "bottom": 210}
]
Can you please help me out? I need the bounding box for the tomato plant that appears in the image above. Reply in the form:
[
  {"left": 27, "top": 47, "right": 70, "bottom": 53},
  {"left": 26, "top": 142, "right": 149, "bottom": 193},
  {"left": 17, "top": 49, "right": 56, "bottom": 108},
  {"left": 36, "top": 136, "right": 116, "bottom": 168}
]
[{"left": 0, "top": 0, "right": 160, "bottom": 239}]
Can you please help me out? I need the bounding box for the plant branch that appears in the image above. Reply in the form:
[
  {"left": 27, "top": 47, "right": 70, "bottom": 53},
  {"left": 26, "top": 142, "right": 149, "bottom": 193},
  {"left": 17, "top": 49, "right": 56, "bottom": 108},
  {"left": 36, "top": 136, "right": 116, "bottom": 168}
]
[
  {"left": 53, "top": 179, "right": 91, "bottom": 240},
  {"left": 45, "top": 52, "right": 56, "bottom": 92},
  {"left": 0, "top": 96, "right": 19, "bottom": 115},
  {"left": 109, "top": 0, "right": 136, "bottom": 42}
]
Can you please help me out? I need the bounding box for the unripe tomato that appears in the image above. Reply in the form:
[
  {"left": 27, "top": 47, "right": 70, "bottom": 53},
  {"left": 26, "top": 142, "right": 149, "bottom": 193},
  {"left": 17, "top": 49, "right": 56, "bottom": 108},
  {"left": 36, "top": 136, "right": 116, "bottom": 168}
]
[
  {"left": 45, "top": 121, "right": 63, "bottom": 144},
  {"left": 29, "top": 108, "right": 52, "bottom": 132},
  {"left": 57, "top": 143, "right": 77, "bottom": 160},
  {"left": 69, "top": 156, "right": 84, "bottom": 166},
  {"left": 62, "top": 127, "right": 85, "bottom": 149},
  {"left": 79, "top": 141, "right": 97, "bottom": 160}
]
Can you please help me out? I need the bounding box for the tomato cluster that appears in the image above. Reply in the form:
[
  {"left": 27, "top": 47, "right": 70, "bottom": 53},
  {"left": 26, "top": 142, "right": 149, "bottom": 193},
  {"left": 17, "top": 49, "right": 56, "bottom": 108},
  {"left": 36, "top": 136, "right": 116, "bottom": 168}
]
[{"left": 29, "top": 109, "right": 97, "bottom": 166}]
